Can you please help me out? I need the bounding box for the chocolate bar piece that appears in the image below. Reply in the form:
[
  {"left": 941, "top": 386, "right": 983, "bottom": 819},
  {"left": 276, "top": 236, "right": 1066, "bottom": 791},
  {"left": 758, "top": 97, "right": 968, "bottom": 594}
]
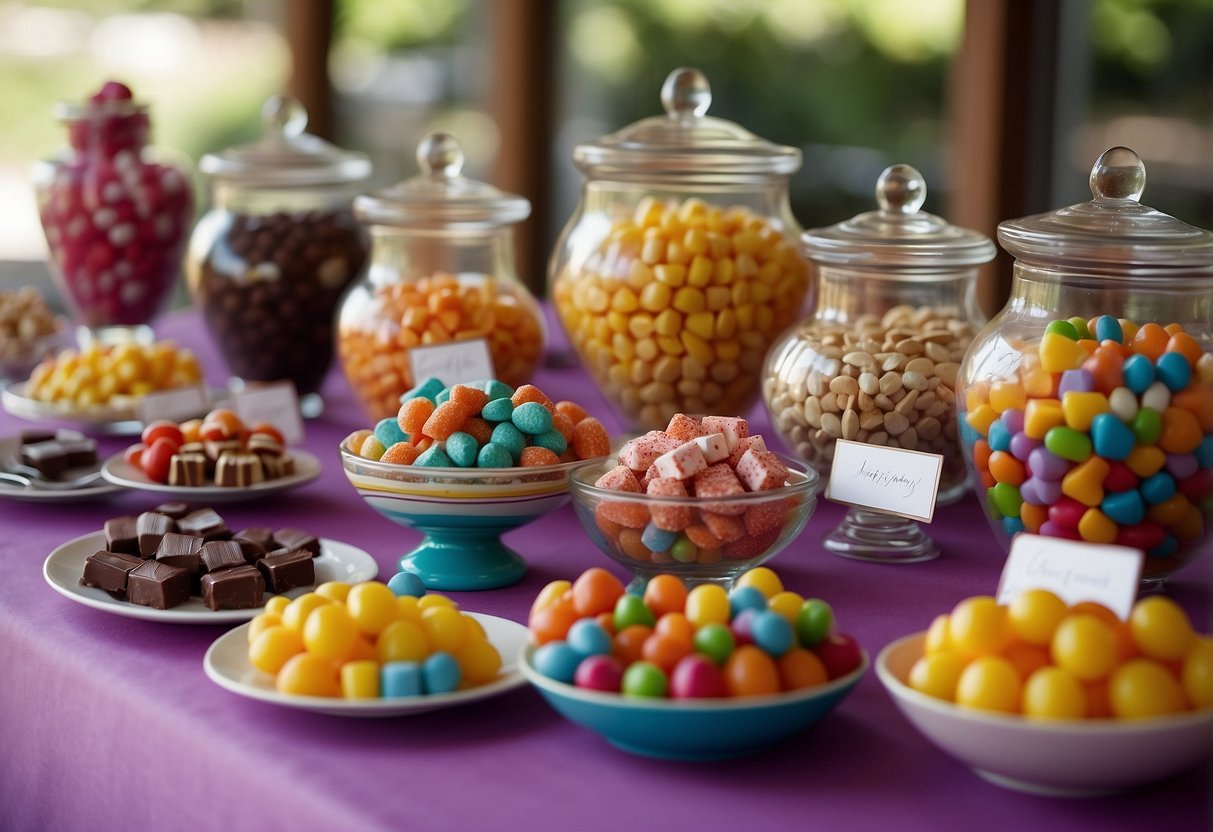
[
  {"left": 20, "top": 440, "right": 68, "bottom": 479},
  {"left": 215, "top": 452, "right": 264, "bottom": 487},
  {"left": 201, "top": 540, "right": 245, "bottom": 573},
  {"left": 256, "top": 549, "right": 315, "bottom": 593},
  {"left": 234, "top": 527, "right": 275, "bottom": 550},
  {"left": 19, "top": 429, "right": 55, "bottom": 445},
  {"left": 60, "top": 437, "right": 98, "bottom": 469},
  {"left": 81, "top": 550, "right": 144, "bottom": 593},
  {"left": 200, "top": 564, "right": 264, "bottom": 611},
  {"left": 136, "top": 512, "right": 176, "bottom": 558},
  {"left": 126, "top": 559, "right": 191, "bottom": 610},
  {"left": 204, "top": 439, "right": 241, "bottom": 462},
  {"left": 154, "top": 501, "right": 194, "bottom": 520},
  {"left": 260, "top": 454, "right": 296, "bottom": 480},
  {"left": 155, "top": 533, "right": 204, "bottom": 574},
  {"left": 168, "top": 453, "right": 207, "bottom": 487},
  {"left": 177, "top": 508, "right": 230, "bottom": 542},
  {"left": 247, "top": 434, "right": 284, "bottom": 459},
  {"left": 103, "top": 516, "right": 140, "bottom": 556},
  {"left": 273, "top": 528, "right": 320, "bottom": 558}
]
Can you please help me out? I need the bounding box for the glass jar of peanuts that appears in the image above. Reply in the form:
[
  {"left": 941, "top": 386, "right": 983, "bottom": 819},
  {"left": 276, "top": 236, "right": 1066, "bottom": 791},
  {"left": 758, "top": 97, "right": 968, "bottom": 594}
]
[
  {"left": 958, "top": 147, "right": 1213, "bottom": 584},
  {"left": 187, "top": 95, "right": 371, "bottom": 416},
  {"left": 337, "top": 132, "right": 544, "bottom": 421},
  {"left": 764, "top": 164, "right": 995, "bottom": 563},
  {"left": 550, "top": 67, "right": 810, "bottom": 431}
]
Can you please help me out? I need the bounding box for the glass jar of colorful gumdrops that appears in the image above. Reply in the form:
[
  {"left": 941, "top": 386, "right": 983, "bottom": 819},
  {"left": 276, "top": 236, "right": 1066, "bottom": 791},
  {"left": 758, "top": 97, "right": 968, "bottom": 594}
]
[
  {"left": 549, "top": 67, "right": 810, "bottom": 431},
  {"left": 337, "top": 132, "right": 544, "bottom": 421},
  {"left": 764, "top": 164, "right": 994, "bottom": 564},
  {"left": 188, "top": 95, "right": 371, "bottom": 416},
  {"left": 33, "top": 81, "right": 194, "bottom": 341},
  {"left": 958, "top": 147, "right": 1213, "bottom": 583}
]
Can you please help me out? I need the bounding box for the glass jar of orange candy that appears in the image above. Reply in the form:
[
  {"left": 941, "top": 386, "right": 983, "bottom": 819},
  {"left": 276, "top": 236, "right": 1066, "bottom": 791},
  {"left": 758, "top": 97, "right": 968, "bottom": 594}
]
[
  {"left": 958, "top": 147, "right": 1213, "bottom": 583},
  {"left": 549, "top": 68, "right": 810, "bottom": 431},
  {"left": 337, "top": 132, "right": 544, "bottom": 421}
]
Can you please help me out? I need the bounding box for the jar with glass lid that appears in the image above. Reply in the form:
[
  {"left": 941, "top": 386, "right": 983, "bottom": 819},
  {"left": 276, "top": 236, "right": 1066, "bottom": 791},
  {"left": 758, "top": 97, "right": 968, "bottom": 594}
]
[
  {"left": 764, "top": 164, "right": 995, "bottom": 563},
  {"left": 958, "top": 147, "right": 1213, "bottom": 583},
  {"left": 337, "top": 131, "right": 544, "bottom": 421},
  {"left": 550, "top": 67, "right": 811, "bottom": 431},
  {"left": 188, "top": 95, "right": 371, "bottom": 415}
]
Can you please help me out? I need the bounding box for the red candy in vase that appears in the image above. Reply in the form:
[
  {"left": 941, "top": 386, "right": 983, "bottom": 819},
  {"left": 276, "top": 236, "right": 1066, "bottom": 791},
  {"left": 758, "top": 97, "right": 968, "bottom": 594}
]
[{"left": 34, "top": 81, "right": 193, "bottom": 329}]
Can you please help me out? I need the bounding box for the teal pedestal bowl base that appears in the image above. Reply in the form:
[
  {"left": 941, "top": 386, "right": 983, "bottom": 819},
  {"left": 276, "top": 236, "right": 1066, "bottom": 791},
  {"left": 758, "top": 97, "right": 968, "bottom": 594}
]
[{"left": 398, "top": 526, "right": 527, "bottom": 591}]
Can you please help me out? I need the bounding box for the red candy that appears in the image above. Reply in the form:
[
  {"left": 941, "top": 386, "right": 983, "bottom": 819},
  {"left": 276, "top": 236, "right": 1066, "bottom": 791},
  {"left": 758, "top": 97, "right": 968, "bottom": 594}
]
[{"left": 1048, "top": 496, "right": 1087, "bottom": 529}]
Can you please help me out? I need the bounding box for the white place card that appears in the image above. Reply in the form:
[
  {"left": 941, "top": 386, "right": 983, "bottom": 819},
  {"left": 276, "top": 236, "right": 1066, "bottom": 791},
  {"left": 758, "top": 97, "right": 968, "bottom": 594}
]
[
  {"left": 230, "top": 382, "right": 305, "bottom": 445},
  {"left": 407, "top": 339, "right": 495, "bottom": 388},
  {"left": 824, "top": 439, "right": 944, "bottom": 523},
  {"left": 135, "top": 384, "right": 211, "bottom": 424},
  {"left": 996, "top": 534, "right": 1143, "bottom": 621}
]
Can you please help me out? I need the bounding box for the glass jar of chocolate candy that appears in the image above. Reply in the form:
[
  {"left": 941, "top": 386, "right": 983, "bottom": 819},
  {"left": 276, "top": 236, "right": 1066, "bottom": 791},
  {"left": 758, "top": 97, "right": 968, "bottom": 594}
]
[
  {"left": 764, "top": 164, "right": 995, "bottom": 563},
  {"left": 187, "top": 95, "right": 371, "bottom": 413},
  {"left": 549, "top": 67, "right": 810, "bottom": 431},
  {"left": 958, "top": 147, "right": 1213, "bottom": 583},
  {"left": 337, "top": 131, "right": 544, "bottom": 421},
  {"left": 33, "top": 81, "right": 193, "bottom": 338}
]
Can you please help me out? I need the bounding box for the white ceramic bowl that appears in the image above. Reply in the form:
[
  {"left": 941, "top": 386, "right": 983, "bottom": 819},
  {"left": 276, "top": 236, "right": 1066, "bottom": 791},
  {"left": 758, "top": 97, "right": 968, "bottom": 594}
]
[{"left": 876, "top": 632, "right": 1213, "bottom": 796}]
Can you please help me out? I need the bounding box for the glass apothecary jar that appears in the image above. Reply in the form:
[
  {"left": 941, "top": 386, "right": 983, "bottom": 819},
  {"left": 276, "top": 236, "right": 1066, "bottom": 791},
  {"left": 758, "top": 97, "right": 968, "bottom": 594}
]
[
  {"left": 550, "top": 67, "right": 810, "bottom": 431},
  {"left": 187, "top": 95, "right": 371, "bottom": 414},
  {"left": 958, "top": 147, "right": 1213, "bottom": 583},
  {"left": 337, "top": 132, "right": 544, "bottom": 421},
  {"left": 764, "top": 164, "right": 995, "bottom": 563},
  {"left": 34, "top": 81, "right": 193, "bottom": 340}
]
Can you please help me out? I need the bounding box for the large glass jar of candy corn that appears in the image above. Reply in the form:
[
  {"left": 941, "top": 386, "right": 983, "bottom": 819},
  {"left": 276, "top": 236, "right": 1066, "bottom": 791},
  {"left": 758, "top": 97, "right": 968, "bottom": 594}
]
[
  {"left": 188, "top": 96, "right": 371, "bottom": 413},
  {"left": 958, "top": 147, "right": 1213, "bottom": 583},
  {"left": 550, "top": 68, "right": 810, "bottom": 431},
  {"left": 33, "top": 81, "right": 193, "bottom": 339},
  {"left": 764, "top": 164, "right": 995, "bottom": 564},
  {"left": 337, "top": 132, "right": 544, "bottom": 421}
]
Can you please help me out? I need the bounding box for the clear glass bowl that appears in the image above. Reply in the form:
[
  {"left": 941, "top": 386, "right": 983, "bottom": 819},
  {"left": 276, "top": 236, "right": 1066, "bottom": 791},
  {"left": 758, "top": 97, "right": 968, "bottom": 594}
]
[{"left": 568, "top": 454, "right": 820, "bottom": 593}]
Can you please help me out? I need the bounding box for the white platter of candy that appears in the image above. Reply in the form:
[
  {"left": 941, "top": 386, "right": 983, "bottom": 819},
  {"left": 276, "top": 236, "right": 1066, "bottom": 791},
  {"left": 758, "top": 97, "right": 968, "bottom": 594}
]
[
  {"left": 0, "top": 432, "right": 122, "bottom": 501},
  {"left": 44, "top": 529, "right": 378, "bottom": 624},
  {"left": 201, "top": 589, "right": 528, "bottom": 717},
  {"left": 102, "top": 449, "right": 321, "bottom": 502}
]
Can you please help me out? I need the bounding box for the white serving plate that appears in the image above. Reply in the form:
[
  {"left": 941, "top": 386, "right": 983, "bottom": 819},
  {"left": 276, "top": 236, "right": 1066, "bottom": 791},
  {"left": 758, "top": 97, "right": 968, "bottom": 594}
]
[{"left": 101, "top": 448, "right": 321, "bottom": 502}]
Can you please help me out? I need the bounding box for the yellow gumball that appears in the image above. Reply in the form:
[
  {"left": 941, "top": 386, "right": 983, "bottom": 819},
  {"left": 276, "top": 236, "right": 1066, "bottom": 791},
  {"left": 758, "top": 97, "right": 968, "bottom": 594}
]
[
  {"left": 1109, "top": 659, "right": 1187, "bottom": 718},
  {"left": 736, "top": 567, "right": 782, "bottom": 599},
  {"left": 908, "top": 651, "right": 968, "bottom": 702},
  {"left": 377, "top": 620, "right": 429, "bottom": 664},
  {"left": 248, "top": 626, "right": 305, "bottom": 675},
  {"left": 1130, "top": 596, "right": 1195, "bottom": 663},
  {"left": 1051, "top": 614, "right": 1118, "bottom": 682},
  {"left": 955, "top": 656, "right": 1021, "bottom": 713},
  {"left": 315, "top": 581, "right": 352, "bottom": 603},
  {"left": 948, "top": 597, "right": 1011, "bottom": 658},
  {"left": 462, "top": 614, "right": 488, "bottom": 642},
  {"left": 280, "top": 593, "right": 331, "bottom": 633},
  {"left": 346, "top": 582, "right": 399, "bottom": 635},
  {"left": 396, "top": 595, "right": 422, "bottom": 623},
  {"left": 530, "top": 580, "right": 572, "bottom": 618},
  {"left": 1008, "top": 589, "right": 1068, "bottom": 646},
  {"left": 276, "top": 653, "right": 339, "bottom": 697},
  {"left": 421, "top": 606, "right": 468, "bottom": 653},
  {"left": 264, "top": 595, "right": 290, "bottom": 617},
  {"left": 1182, "top": 637, "right": 1213, "bottom": 710},
  {"left": 455, "top": 640, "right": 503, "bottom": 686},
  {"left": 924, "top": 614, "right": 952, "bottom": 654},
  {"left": 303, "top": 603, "right": 358, "bottom": 662},
  {"left": 418, "top": 594, "right": 458, "bottom": 611},
  {"left": 340, "top": 660, "right": 381, "bottom": 699},
  {"left": 247, "top": 612, "right": 282, "bottom": 645},
  {"left": 767, "top": 591, "right": 805, "bottom": 624},
  {"left": 1023, "top": 667, "right": 1086, "bottom": 719},
  {"left": 685, "top": 584, "right": 730, "bottom": 628}
]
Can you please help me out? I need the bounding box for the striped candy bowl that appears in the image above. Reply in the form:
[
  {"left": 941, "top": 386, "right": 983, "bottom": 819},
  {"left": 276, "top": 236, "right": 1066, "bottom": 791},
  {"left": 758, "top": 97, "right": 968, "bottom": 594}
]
[{"left": 340, "top": 446, "right": 589, "bottom": 590}]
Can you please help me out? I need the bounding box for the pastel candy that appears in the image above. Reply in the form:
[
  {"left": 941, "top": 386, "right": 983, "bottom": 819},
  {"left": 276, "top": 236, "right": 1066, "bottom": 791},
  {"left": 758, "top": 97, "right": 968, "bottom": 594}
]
[
  {"left": 1002, "top": 517, "right": 1026, "bottom": 536},
  {"left": 1103, "top": 461, "right": 1139, "bottom": 493},
  {"left": 595, "top": 465, "right": 642, "bottom": 492},
  {"left": 1058, "top": 369, "right": 1095, "bottom": 397},
  {"left": 434, "top": 387, "right": 452, "bottom": 406},
  {"left": 1039, "top": 520, "right": 1082, "bottom": 540},
  {"left": 734, "top": 448, "right": 790, "bottom": 492},
  {"left": 1165, "top": 453, "right": 1198, "bottom": 480},
  {"left": 1047, "top": 497, "right": 1087, "bottom": 528},
  {"left": 401, "top": 377, "right": 445, "bottom": 405},
  {"left": 490, "top": 422, "right": 526, "bottom": 460},
  {"left": 1154, "top": 352, "right": 1191, "bottom": 392},
  {"left": 646, "top": 477, "right": 693, "bottom": 531},
  {"left": 1132, "top": 408, "right": 1162, "bottom": 445},
  {"left": 692, "top": 433, "right": 730, "bottom": 464},
  {"left": 1061, "top": 391, "right": 1108, "bottom": 431},
  {"left": 1141, "top": 381, "right": 1171, "bottom": 413},
  {"left": 641, "top": 521, "right": 678, "bottom": 553},
  {"left": 476, "top": 442, "right": 513, "bottom": 468},
  {"left": 1093, "top": 315, "right": 1123, "bottom": 343},
  {"left": 1067, "top": 316, "right": 1091, "bottom": 339},
  {"left": 512, "top": 401, "right": 554, "bottom": 435},
  {"left": 422, "top": 652, "right": 462, "bottom": 694},
  {"left": 1159, "top": 406, "right": 1202, "bottom": 454},
  {"left": 1024, "top": 399, "right": 1064, "bottom": 440},
  {"left": 415, "top": 445, "right": 453, "bottom": 467},
  {"left": 1028, "top": 446, "right": 1071, "bottom": 481},
  {"left": 381, "top": 661, "right": 424, "bottom": 697},
  {"left": 694, "top": 464, "right": 746, "bottom": 514},
  {"left": 481, "top": 379, "right": 515, "bottom": 401},
  {"left": 1045, "top": 319, "right": 1079, "bottom": 340},
  {"left": 726, "top": 434, "right": 767, "bottom": 469},
  {"left": 445, "top": 432, "right": 479, "bottom": 467},
  {"left": 700, "top": 416, "right": 749, "bottom": 451},
  {"left": 665, "top": 413, "right": 708, "bottom": 442},
  {"left": 989, "top": 382, "right": 1027, "bottom": 414},
  {"left": 480, "top": 398, "right": 514, "bottom": 422},
  {"left": 1009, "top": 432, "right": 1040, "bottom": 462},
  {"left": 1108, "top": 387, "right": 1139, "bottom": 422},
  {"left": 653, "top": 441, "right": 708, "bottom": 480},
  {"left": 967, "top": 404, "right": 998, "bottom": 435},
  {"left": 1141, "top": 471, "right": 1177, "bottom": 504},
  {"left": 375, "top": 417, "right": 407, "bottom": 448},
  {"left": 1044, "top": 426, "right": 1092, "bottom": 462},
  {"left": 618, "top": 431, "right": 683, "bottom": 472},
  {"left": 987, "top": 451, "right": 1026, "bottom": 486},
  {"left": 1121, "top": 354, "right": 1155, "bottom": 394},
  {"left": 1020, "top": 476, "right": 1061, "bottom": 506},
  {"left": 533, "top": 429, "right": 568, "bottom": 455},
  {"left": 1078, "top": 508, "right": 1118, "bottom": 543},
  {"left": 987, "top": 420, "right": 1012, "bottom": 452},
  {"left": 1061, "top": 456, "right": 1109, "bottom": 506},
  {"left": 1089, "top": 412, "right": 1135, "bottom": 461},
  {"left": 1001, "top": 408, "right": 1025, "bottom": 435},
  {"left": 988, "top": 482, "right": 1022, "bottom": 518},
  {"left": 1126, "top": 444, "right": 1166, "bottom": 477},
  {"left": 1102, "top": 490, "right": 1145, "bottom": 525},
  {"left": 1040, "top": 332, "right": 1087, "bottom": 372}
]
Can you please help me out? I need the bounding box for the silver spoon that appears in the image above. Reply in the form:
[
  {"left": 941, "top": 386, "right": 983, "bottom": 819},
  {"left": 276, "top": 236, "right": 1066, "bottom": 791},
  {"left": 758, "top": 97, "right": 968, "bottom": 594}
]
[{"left": 0, "top": 463, "right": 104, "bottom": 490}]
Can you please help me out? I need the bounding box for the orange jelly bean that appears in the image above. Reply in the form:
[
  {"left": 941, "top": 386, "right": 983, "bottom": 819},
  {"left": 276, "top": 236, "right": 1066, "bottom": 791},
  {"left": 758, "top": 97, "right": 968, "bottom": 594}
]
[
  {"left": 1132, "top": 322, "right": 1170, "bottom": 361},
  {"left": 987, "top": 451, "right": 1026, "bottom": 486}
]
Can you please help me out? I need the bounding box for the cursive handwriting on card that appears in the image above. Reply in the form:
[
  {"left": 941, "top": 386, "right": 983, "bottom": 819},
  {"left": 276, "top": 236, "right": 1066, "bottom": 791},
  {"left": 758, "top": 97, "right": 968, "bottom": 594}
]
[
  {"left": 825, "top": 439, "right": 944, "bottom": 523},
  {"left": 996, "top": 534, "right": 1143, "bottom": 620}
]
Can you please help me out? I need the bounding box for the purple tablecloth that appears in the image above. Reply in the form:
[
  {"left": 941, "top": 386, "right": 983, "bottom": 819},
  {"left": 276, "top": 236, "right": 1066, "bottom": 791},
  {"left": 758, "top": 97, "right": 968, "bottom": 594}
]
[{"left": 1, "top": 310, "right": 1210, "bottom": 832}]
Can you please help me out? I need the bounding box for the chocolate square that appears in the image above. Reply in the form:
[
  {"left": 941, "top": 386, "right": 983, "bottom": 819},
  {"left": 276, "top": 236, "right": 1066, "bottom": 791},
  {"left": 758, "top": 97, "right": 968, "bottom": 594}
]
[
  {"left": 60, "top": 437, "right": 98, "bottom": 469},
  {"left": 201, "top": 540, "right": 245, "bottom": 573},
  {"left": 19, "top": 429, "right": 55, "bottom": 445},
  {"left": 153, "top": 501, "right": 194, "bottom": 520},
  {"left": 20, "top": 440, "right": 67, "bottom": 478},
  {"left": 201, "top": 564, "right": 264, "bottom": 611},
  {"left": 273, "top": 528, "right": 320, "bottom": 558},
  {"left": 81, "top": 550, "right": 144, "bottom": 593},
  {"left": 177, "top": 508, "right": 230, "bottom": 542},
  {"left": 126, "top": 560, "right": 191, "bottom": 610},
  {"left": 136, "top": 512, "right": 176, "bottom": 558},
  {"left": 103, "top": 516, "right": 139, "bottom": 557},
  {"left": 168, "top": 453, "right": 207, "bottom": 487},
  {"left": 155, "top": 533, "right": 204, "bottom": 574},
  {"left": 256, "top": 549, "right": 315, "bottom": 593},
  {"left": 215, "top": 452, "right": 263, "bottom": 487}
]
